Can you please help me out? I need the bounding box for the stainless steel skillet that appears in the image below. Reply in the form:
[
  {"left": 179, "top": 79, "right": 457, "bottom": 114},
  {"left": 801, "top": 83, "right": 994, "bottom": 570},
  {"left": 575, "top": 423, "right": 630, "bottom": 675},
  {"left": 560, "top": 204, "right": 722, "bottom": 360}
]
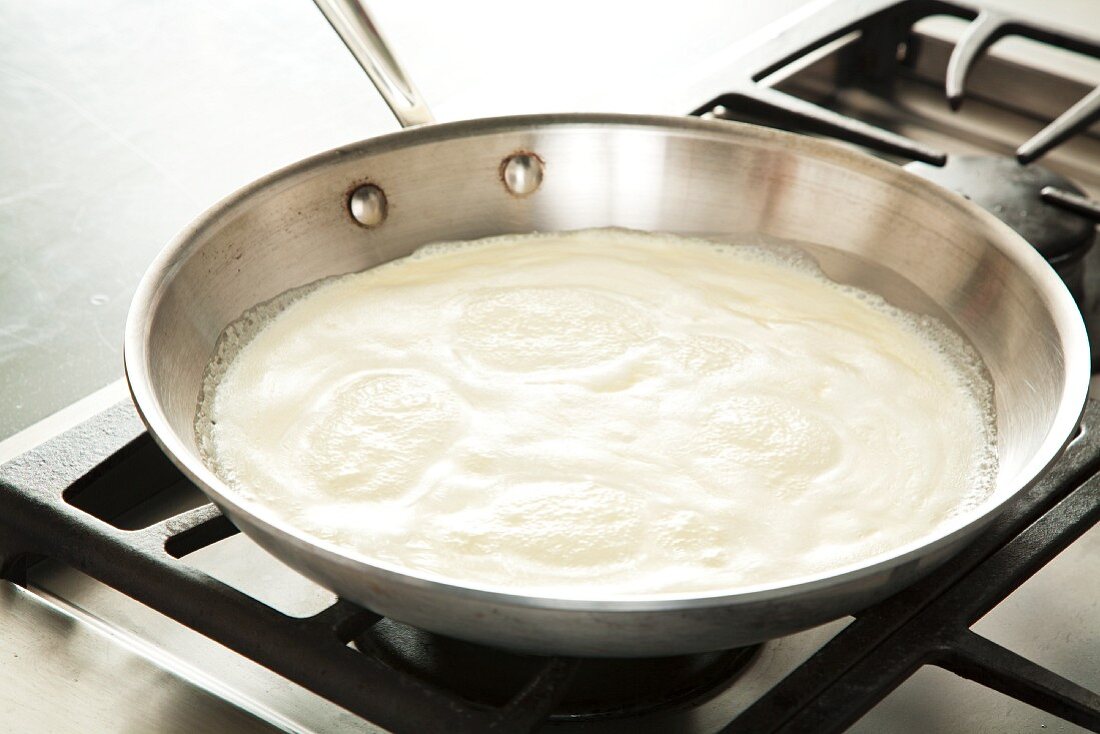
[{"left": 123, "top": 0, "right": 1089, "bottom": 656}]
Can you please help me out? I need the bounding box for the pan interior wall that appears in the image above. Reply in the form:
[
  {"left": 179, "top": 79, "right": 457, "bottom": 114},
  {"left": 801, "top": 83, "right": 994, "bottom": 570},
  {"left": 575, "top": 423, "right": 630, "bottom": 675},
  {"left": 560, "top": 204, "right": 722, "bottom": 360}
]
[{"left": 143, "top": 120, "right": 1072, "bottom": 502}]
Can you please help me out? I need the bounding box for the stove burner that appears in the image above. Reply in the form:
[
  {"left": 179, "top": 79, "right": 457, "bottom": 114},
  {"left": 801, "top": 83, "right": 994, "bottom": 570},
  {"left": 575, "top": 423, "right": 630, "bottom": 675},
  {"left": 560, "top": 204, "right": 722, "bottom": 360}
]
[
  {"left": 356, "top": 618, "right": 760, "bottom": 721},
  {"left": 904, "top": 156, "right": 1094, "bottom": 261},
  {"left": 905, "top": 155, "right": 1096, "bottom": 302}
]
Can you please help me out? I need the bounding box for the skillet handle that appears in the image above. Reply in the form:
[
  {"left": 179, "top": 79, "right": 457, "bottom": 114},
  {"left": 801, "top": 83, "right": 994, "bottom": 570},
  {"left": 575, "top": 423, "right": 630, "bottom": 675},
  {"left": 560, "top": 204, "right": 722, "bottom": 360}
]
[{"left": 312, "top": 0, "right": 435, "bottom": 128}]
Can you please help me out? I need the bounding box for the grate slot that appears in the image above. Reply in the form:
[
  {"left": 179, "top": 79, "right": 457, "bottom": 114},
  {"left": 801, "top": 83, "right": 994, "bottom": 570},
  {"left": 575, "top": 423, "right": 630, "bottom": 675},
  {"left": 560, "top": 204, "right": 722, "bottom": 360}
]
[
  {"left": 161, "top": 507, "right": 240, "bottom": 559},
  {"left": 307, "top": 598, "right": 382, "bottom": 643}
]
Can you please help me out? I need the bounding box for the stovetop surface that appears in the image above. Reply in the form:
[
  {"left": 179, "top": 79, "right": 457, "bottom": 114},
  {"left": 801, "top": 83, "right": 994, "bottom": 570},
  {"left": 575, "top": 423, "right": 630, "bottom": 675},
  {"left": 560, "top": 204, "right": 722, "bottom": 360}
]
[{"left": 3, "top": 1, "right": 1100, "bottom": 732}]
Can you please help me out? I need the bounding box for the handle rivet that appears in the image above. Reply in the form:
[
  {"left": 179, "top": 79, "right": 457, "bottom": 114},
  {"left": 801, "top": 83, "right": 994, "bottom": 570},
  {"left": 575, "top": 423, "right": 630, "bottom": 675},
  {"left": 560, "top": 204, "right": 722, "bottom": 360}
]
[
  {"left": 501, "top": 153, "right": 544, "bottom": 197},
  {"left": 348, "top": 184, "right": 388, "bottom": 227}
]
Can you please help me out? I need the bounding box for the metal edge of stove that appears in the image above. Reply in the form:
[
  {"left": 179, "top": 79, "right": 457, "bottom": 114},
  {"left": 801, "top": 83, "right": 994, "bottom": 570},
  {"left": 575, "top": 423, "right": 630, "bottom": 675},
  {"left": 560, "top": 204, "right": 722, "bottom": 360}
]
[
  {"left": 0, "top": 379, "right": 129, "bottom": 465},
  {"left": 0, "top": 584, "right": 292, "bottom": 734},
  {"left": 3, "top": 581, "right": 314, "bottom": 730}
]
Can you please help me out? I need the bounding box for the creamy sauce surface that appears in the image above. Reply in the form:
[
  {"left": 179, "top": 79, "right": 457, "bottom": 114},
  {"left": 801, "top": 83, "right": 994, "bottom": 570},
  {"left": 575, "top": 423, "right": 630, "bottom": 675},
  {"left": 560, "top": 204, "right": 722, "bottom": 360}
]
[{"left": 198, "top": 229, "right": 997, "bottom": 596}]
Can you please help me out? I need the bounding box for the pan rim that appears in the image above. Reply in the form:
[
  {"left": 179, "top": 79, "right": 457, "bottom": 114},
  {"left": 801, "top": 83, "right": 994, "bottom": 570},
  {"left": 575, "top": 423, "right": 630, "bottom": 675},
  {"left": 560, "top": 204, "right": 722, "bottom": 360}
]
[{"left": 124, "top": 112, "right": 1090, "bottom": 612}]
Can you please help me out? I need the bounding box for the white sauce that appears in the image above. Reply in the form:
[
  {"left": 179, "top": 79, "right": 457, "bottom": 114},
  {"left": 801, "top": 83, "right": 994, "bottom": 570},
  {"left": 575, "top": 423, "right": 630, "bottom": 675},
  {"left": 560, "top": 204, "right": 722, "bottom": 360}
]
[{"left": 197, "top": 229, "right": 997, "bottom": 597}]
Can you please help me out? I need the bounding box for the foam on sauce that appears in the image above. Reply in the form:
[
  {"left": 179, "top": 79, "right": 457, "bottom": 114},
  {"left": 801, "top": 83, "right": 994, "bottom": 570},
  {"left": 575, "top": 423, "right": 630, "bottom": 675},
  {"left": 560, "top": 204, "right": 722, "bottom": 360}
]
[{"left": 196, "top": 228, "right": 997, "bottom": 597}]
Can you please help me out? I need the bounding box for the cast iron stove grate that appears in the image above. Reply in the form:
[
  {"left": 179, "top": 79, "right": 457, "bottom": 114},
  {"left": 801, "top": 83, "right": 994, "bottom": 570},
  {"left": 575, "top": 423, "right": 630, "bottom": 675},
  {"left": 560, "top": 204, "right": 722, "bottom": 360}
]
[
  {"left": 693, "top": 0, "right": 1100, "bottom": 272},
  {"left": 1, "top": 399, "right": 1098, "bottom": 733},
  {"left": 694, "top": 0, "right": 1100, "bottom": 174}
]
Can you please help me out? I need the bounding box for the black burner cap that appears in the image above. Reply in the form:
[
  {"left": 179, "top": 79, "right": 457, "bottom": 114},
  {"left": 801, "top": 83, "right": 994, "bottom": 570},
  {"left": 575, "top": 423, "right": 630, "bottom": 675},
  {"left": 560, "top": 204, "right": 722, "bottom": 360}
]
[
  {"left": 905, "top": 155, "right": 1094, "bottom": 261},
  {"left": 356, "top": 618, "right": 759, "bottom": 721}
]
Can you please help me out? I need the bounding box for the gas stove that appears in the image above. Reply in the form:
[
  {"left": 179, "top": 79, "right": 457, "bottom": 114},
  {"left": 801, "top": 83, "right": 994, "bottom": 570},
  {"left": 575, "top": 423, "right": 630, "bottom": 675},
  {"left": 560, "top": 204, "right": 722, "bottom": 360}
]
[{"left": 2, "top": 1, "right": 1100, "bottom": 732}]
